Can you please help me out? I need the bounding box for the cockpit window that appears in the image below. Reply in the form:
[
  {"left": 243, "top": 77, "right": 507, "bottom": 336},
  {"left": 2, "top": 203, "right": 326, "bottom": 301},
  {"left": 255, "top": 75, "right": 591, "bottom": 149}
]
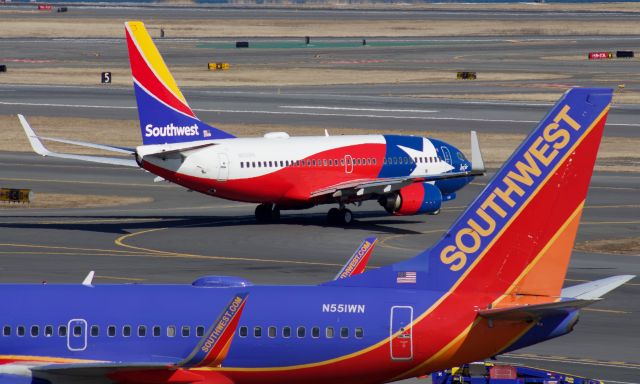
[{"left": 457, "top": 152, "right": 467, "bottom": 161}]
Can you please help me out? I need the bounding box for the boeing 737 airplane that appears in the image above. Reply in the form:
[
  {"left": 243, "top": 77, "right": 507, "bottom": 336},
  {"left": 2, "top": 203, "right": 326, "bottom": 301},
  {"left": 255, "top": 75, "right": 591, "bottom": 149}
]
[
  {"left": 2, "top": 87, "right": 634, "bottom": 384},
  {"left": 19, "top": 21, "right": 484, "bottom": 225}
]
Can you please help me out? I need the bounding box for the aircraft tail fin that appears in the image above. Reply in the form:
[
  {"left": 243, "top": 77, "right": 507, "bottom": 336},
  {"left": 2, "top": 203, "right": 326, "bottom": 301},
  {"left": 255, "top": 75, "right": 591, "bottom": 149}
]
[
  {"left": 328, "top": 88, "right": 613, "bottom": 295},
  {"left": 417, "top": 87, "right": 613, "bottom": 296},
  {"left": 124, "top": 21, "right": 235, "bottom": 145}
]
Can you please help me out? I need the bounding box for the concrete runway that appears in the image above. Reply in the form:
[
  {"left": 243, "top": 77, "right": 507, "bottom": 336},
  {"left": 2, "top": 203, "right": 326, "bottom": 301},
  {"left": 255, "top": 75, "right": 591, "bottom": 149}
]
[{"left": 1, "top": 5, "right": 639, "bottom": 383}]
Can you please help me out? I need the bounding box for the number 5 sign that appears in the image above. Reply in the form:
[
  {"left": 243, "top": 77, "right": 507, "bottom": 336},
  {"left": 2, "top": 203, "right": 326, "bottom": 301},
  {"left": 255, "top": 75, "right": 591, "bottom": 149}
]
[{"left": 101, "top": 72, "right": 111, "bottom": 84}]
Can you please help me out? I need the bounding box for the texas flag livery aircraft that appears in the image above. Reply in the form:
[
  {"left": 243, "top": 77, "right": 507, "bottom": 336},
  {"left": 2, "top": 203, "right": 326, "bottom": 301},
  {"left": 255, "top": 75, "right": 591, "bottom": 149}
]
[
  {"left": 4, "top": 87, "right": 634, "bottom": 384},
  {"left": 19, "top": 21, "right": 484, "bottom": 225}
]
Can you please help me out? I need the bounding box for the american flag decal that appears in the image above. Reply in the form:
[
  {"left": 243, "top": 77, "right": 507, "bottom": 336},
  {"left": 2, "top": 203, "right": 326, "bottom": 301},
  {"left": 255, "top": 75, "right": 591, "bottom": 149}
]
[
  {"left": 203, "top": 130, "right": 211, "bottom": 138},
  {"left": 396, "top": 271, "right": 417, "bottom": 284}
]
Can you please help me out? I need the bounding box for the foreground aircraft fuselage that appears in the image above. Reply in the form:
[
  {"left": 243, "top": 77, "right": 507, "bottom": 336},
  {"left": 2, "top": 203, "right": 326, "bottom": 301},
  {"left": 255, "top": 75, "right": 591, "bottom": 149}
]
[
  {"left": 4, "top": 85, "right": 635, "bottom": 384},
  {"left": 19, "top": 21, "right": 484, "bottom": 225}
]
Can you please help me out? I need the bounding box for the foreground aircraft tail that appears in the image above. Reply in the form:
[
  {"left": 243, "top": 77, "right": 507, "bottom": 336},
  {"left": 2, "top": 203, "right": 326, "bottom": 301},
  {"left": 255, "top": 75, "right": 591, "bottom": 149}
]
[
  {"left": 124, "top": 21, "right": 235, "bottom": 145},
  {"left": 331, "top": 88, "right": 615, "bottom": 296}
]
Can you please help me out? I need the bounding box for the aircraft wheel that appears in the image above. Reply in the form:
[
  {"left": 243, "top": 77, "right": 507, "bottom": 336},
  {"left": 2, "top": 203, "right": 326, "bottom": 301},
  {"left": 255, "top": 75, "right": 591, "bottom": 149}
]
[
  {"left": 340, "top": 208, "right": 353, "bottom": 225},
  {"left": 427, "top": 209, "right": 441, "bottom": 216},
  {"left": 271, "top": 206, "right": 281, "bottom": 221},
  {"left": 327, "top": 208, "right": 340, "bottom": 224},
  {"left": 255, "top": 204, "right": 271, "bottom": 222}
]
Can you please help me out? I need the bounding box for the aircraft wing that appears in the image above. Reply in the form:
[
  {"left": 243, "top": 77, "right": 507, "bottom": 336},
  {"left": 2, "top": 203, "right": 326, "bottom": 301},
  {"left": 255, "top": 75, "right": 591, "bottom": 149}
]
[
  {"left": 334, "top": 236, "right": 378, "bottom": 280},
  {"left": 310, "top": 170, "right": 479, "bottom": 199},
  {"left": 18, "top": 114, "right": 139, "bottom": 167}
]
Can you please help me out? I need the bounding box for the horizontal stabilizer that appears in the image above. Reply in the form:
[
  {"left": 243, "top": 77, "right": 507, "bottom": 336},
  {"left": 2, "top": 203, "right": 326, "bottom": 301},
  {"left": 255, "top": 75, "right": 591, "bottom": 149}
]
[
  {"left": 334, "top": 237, "right": 377, "bottom": 280},
  {"left": 477, "top": 299, "right": 597, "bottom": 321},
  {"left": 561, "top": 275, "right": 635, "bottom": 300},
  {"left": 18, "top": 114, "right": 138, "bottom": 167}
]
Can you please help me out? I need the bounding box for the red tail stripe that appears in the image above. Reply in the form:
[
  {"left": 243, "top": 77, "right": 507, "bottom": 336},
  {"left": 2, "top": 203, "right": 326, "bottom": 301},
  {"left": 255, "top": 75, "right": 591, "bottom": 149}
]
[{"left": 126, "top": 31, "right": 195, "bottom": 118}]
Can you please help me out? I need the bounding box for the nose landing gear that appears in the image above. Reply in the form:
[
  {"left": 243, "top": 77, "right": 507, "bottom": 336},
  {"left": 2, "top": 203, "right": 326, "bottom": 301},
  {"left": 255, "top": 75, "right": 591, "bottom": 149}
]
[{"left": 255, "top": 203, "right": 280, "bottom": 223}]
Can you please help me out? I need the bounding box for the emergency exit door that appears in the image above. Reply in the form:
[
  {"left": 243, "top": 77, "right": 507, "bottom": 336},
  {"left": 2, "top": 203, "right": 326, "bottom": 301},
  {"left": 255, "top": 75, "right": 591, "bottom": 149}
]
[{"left": 390, "top": 306, "right": 413, "bottom": 360}]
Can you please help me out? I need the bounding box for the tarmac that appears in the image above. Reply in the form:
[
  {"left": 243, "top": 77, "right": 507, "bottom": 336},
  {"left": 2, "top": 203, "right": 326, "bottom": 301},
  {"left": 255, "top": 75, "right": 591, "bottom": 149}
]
[{"left": 0, "top": 5, "right": 639, "bottom": 383}]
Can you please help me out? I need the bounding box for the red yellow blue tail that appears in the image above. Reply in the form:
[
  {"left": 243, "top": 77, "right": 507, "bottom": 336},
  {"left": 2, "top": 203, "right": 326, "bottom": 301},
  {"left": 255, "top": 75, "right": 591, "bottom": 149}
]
[{"left": 125, "top": 21, "right": 235, "bottom": 145}]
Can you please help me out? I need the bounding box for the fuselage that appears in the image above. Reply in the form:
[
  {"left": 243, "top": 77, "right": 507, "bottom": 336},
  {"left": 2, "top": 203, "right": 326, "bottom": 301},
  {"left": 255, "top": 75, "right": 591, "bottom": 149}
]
[
  {"left": 138, "top": 134, "right": 472, "bottom": 209},
  {"left": 0, "top": 282, "right": 575, "bottom": 384}
]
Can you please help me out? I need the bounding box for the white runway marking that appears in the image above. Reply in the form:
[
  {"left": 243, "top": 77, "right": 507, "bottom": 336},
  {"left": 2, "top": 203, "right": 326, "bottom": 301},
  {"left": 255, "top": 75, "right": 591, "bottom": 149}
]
[
  {"left": 280, "top": 105, "right": 438, "bottom": 113},
  {"left": 2, "top": 101, "right": 639, "bottom": 127}
]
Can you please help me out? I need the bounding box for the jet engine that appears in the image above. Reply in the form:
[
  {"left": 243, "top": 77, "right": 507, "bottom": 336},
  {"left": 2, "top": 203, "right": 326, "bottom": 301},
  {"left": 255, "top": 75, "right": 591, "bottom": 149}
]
[{"left": 379, "top": 182, "right": 442, "bottom": 216}]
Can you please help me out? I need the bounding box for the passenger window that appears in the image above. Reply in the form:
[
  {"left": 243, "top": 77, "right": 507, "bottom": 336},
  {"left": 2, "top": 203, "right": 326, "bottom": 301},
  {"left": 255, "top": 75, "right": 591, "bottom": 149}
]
[
  {"left": 17, "top": 325, "right": 25, "bottom": 337},
  {"left": 413, "top": 157, "right": 417, "bottom": 163},
  {"left": 307, "top": 160, "right": 311, "bottom": 166},
  {"left": 122, "top": 325, "right": 131, "bottom": 337},
  {"left": 240, "top": 162, "right": 244, "bottom": 168},
  {"left": 196, "top": 326, "right": 205, "bottom": 337},
  {"left": 167, "top": 326, "right": 176, "bottom": 337},
  {"left": 326, "top": 327, "right": 334, "bottom": 338},
  {"left": 393, "top": 157, "right": 398, "bottom": 164},
  {"left": 312, "top": 160, "right": 316, "bottom": 166},
  {"left": 45, "top": 325, "right": 53, "bottom": 337},
  {"left": 280, "top": 161, "right": 284, "bottom": 167},
  {"left": 90, "top": 325, "right": 99, "bottom": 337},
  {"left": 181, "top": 326, "right": 190, "bottom": 337},
  {"left": 138, "top": 325, "right": 147, "bottom": 337},
  {"left": 355, "top": 328, "right": 364, "bottom": 338},
  {"left": 373, "top": 158, "right": 377, "bottom": 165},
  {"left": 58, "top": 325, "right": 67, "bottom": 337},
  {"left": 323, "top": 159, "right": 327, "bottom": 166},
  {"left": 254, "top": 326, "right": 262, "bottom": 338},
  {"left": 30, "top": 325, "right": 39, "bottom": 337},
  {"left": 340, "top": 159, "right": 345, "bottom": 166},
  {"left": 108, "top": 325, "right": 116, "bottom": 337},
  {"left": 328, "top": 159, "right": 333, "bottom": 166},
  {"left": 2, "top": 326, "right": 10, "bottom": 336},
  {"left": 340, "top": 327, "right": 349, "bottom": 338},
  {"left": 239, "top": 326, "right": 248, "bottom": 337},
  {"left": 282, "top": 326, "right": 291, "bottom": 338},
  {"left": 153, "top": 326, "right": 161, "bottom": 337},
  {"left": 268, "top": 326, "right": 276, "bottom": 338},
  {"left": 356, "top": 159, "right": 361, "bottom": 165},
  {"left": 269, "top": 161, "right": 273, "bottom": 167},
  {"left": 252, "top": 162, "right": 256, "bottom": 168},
  {"left": 73, "top": 326, "right": 82, "bottom": 337},
  {"left": 311, "top": 327, "right": 320, "bottom": 338},
  {"left": 297, "top": 326, "right": 306, "bottom": 338}
]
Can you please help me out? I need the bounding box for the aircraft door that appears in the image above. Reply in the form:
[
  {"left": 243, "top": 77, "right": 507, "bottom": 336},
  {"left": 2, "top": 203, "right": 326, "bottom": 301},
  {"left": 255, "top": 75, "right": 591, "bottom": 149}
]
[
  {"left": 67, "top": 319, "right": 87, "bottom": 351},
  {"left": 217, "top": 153, "right": 229, "bottom": 181},
  {"left": 441, "top": 146, "right": 452, "bottom": 165},
  {"left": 344, "top": 155, "right": 353, "bottom": 174},
  {"left": 390, "top": 306, "right": 413, "bottom": 361}
]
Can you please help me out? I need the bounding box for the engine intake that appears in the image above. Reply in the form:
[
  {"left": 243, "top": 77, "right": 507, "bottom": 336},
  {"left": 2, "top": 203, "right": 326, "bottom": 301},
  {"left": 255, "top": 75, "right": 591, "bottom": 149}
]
[{"left": 379, "top": 183, "right": 442, "bottom": 216}]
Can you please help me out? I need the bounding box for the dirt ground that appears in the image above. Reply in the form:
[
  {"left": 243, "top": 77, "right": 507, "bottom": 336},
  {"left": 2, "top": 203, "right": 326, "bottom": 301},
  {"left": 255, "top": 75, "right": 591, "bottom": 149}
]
[
  {"left": 0, "top": 193, "right": 153, "bottom": 209},
  {"left": 3, "top": 115, "right": 638, "bottom": 173},
  {"left": 0, "top": 66, "right": 570, "bottom": 88},
  {"left": 1, "top": 18, "right": 640, "bottom": 39}
]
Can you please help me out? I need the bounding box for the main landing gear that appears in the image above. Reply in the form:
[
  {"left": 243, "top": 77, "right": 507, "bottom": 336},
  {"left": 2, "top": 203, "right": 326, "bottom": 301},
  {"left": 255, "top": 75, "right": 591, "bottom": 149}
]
[
  {"left": 327, "top": 207, "right": 353, "bottom": 226},
  {"left": 255, "top": 203, "right": 280, "bottom": 223}
]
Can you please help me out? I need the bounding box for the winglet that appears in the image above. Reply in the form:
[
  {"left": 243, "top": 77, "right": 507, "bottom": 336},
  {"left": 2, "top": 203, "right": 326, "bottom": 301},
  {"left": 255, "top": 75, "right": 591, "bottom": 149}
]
[
  {"left": 561, "top": 275, "right": 635, "bottom": 300},
  {"left": 334, "top": 237, "right": 377, "bottom": 280},
  {"left": 470, "top": 130, "right": 485, "bottom": 174},
  {"left": 178, "top": 293, "right": 249, "bottom": 368},
  {"left": 18, "top": 114, "right": 51, "bottom": 157},
  {"left": 82, "top": 271, "right": 95, "bottom": 287}
]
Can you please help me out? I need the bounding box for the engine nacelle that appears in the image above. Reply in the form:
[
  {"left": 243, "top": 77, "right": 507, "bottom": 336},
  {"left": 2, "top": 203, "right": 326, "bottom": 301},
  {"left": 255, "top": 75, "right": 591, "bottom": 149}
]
[{"left": 379, "top": 183, "right": 442, "bottom": 216}]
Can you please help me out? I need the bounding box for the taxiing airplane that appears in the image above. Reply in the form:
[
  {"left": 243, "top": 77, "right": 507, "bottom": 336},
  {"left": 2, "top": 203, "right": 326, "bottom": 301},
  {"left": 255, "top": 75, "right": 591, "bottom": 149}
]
[
  {"left": 19, "top": 21, "right": 484, "bottom": 225},
  {"left": 2, "top": 87, "right": 633, "bottom": 384}
]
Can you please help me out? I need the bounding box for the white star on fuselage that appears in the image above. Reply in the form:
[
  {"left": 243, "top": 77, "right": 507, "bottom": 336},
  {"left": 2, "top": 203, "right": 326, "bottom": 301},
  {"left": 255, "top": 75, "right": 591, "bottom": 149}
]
[{"left": 396, "top": 138, "right": 454, "bottom": 176}]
